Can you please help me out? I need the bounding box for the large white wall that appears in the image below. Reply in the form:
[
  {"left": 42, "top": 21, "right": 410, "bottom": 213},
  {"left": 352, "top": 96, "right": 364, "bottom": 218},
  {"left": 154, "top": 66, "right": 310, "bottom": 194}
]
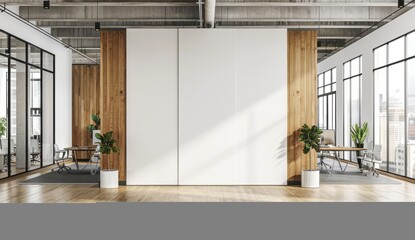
[
  {"left": 126, "top": 29, "right": 287, "bottom": 185},
  {"left": 0, "top": 8, "right": 72, "bottom": 148},
  {"left": 318, "top": 7, "right": 415, "bottom": 147}
]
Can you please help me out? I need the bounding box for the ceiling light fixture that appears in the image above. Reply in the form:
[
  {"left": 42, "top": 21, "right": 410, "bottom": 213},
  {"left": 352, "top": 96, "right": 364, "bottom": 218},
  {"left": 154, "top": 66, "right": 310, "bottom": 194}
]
[
  {"left": 43, "top": 1, "right": 50, "bottom": 9},
  {"left": 95, "top": 22, "right": 101, "bottom": 32},
  {"left": 95, "top": 2, "right": 100, "bottom": 31},
  {"left": 398, "top": 0, "right": 405, "bottom": 8}
]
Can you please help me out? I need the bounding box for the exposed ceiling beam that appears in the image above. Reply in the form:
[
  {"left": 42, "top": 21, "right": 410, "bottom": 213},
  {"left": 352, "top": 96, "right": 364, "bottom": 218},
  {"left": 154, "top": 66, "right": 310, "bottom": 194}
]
[
  {"left": 29, "top": 18, "right": 201, "bottom": 22},
  {"left": 19, "top": 6, "right": 396, "bottom": 20},
  {"left": 26, "top": 18, "right": 389, "bottom": 22},
  {"left": 1, "top": 0, "right": 411, "bottom": 8},
  {"left": 318, "top": 36, "right": 358, "bottom": 39},
  {"left": 38, "top": 24, "right": 378, "bottom": 29},
  {"left": 56, "top": 35, "right": 359, "bottom": 40},
  {"left": 215, "top": 25, "right": 378, "bottom": 29}
]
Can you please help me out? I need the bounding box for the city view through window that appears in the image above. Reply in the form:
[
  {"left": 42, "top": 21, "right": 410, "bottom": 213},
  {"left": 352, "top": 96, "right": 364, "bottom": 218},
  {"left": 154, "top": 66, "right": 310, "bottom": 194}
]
[{"left": 374, "top": 31, "right": 415, "bottom": 178}]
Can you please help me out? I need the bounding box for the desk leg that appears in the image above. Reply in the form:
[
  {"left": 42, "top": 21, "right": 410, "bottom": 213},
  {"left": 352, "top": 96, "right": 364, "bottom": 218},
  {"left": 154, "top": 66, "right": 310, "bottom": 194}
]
[
  {"left": 331, "top": 152, "right": 344, "bottom": 173},
  {"left": 73, "top": 151, "right": 79, "bottom": 171},
  {"left": 320, "top": 151, "right": 331, "bottom": 174},
  {"left": 334, "top": 153, "right": 350, "bottom": 172}
]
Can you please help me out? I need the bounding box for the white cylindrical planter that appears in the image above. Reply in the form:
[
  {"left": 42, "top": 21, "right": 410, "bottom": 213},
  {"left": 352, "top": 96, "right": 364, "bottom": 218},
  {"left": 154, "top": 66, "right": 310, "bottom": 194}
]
[
  {"left": 92, "top": 130, "right": 101, "bottom": 145},
  {"left": 301, "top": 170, "right": 320, "bottom": 188},
  {"left": 100, "top": 170, "right": 119, "bottom": 188}
]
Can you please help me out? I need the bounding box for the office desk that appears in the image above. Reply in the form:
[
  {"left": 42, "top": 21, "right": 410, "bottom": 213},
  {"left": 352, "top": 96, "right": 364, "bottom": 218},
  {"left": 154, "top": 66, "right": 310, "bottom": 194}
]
[
  {"left": 319, "top": 147, "right": 366, "bottom": 174},
  {"left": 64, "top": 146, "right": 97, "bottom": 171}
]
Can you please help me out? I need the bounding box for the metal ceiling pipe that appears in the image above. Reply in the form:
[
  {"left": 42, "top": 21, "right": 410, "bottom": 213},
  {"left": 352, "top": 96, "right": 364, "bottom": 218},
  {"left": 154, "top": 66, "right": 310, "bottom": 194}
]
[{"left": 204, "top": 0, "right": 216, "bottom": 28}]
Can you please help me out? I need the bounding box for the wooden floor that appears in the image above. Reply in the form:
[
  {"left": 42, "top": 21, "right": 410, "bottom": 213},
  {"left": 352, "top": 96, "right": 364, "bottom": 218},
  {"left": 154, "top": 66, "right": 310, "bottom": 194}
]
[{"left": 1, "top": 164, "right": 415, "bottom": 203}]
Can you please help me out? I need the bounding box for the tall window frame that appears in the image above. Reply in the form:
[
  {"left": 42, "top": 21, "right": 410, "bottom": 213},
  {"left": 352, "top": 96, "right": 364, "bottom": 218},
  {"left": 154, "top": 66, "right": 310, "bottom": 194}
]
[
  {"left": 373, "top": 30, "right": 415, "bottom": 179},
  {"left": 343, "top": 56, "right": 362, "bottom": 161},
  {"left": 318, "top": 68, "right": 336, "bottom": 130}
]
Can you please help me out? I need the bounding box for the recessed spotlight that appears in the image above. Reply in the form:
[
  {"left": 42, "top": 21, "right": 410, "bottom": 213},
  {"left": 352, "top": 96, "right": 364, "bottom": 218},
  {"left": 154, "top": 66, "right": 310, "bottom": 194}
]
[
  {"left": 43, "top": 1, "right": 50, "bottom": 9},
  {"left": 95, "top": 22, "right": 101, "bottom": 32},
  {"left": 398, "top": 0, "right": 405, "bottom": 8}
]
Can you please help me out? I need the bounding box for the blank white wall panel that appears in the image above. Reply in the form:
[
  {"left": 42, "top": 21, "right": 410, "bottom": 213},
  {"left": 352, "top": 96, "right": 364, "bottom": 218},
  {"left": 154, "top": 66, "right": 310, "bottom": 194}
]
[
  {"left": 126, "top": 29, "right": 178, "bottom": 185},
  {"left": 178, "top": 30, "right": 238, "bottom": 185},
  {"left": 234, "top": 30, "right": 287, "bottom": 185},
  {"left": 179, "top": 29, "right": 287, "bottom": 185}
]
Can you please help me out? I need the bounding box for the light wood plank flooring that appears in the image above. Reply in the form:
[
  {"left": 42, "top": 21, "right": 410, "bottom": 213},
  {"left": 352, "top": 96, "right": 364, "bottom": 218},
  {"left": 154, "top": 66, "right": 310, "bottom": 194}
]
[{"left": 1, "top": 164, "right": 415, "bottom": 203}]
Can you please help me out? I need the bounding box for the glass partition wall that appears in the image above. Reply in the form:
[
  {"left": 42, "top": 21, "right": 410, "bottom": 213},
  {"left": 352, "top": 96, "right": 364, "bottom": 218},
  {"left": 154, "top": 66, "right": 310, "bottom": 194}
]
[
  {"left": 0, "top": 29, "right": 55, "bottom": 179},
  {"left": 374, "top": 30, "right": 415, "bottom": 179}
]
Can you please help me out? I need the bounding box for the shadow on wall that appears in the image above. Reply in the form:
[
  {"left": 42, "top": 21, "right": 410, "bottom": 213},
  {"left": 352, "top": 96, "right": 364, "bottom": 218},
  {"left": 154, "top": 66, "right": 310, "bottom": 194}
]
[{"left": 129, "top": 89, "right": 287, "bottom": 184}]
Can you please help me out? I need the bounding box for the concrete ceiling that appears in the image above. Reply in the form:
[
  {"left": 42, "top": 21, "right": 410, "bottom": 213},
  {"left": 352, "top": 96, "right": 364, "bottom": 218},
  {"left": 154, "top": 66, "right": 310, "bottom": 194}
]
[{"left": 1, "top": 0, "right": 413, "bottom": 64}]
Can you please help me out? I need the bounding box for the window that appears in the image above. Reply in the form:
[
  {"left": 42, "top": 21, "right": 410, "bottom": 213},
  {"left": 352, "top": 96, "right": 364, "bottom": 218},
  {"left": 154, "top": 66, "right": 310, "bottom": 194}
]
[
  {"left": 343, "top": 56, "right": 362, "bottom": 161},
  {"left": 374, "top": 30, "right": 415, "bottom": 179},
  {"left": 318, "top": 68, "right": 336, "bottom": 130}
]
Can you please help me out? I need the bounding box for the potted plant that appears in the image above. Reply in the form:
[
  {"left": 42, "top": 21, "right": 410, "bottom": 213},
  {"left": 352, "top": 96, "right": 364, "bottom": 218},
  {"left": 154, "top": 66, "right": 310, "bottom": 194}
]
[
  {"left": 95, "top": 131, "right": 120, "bottom": 188},
  {"left": 0, "top": 117, "right": 6, "bottom": 139},
  {"left": 351, "top": 122, "right": 369, "bottom": 169},
  {"left": 87, "top": 113, "right": 101, "bottom": 145},
  {"left": 299, "top": 124, "right": 323, "bottom": 188}
]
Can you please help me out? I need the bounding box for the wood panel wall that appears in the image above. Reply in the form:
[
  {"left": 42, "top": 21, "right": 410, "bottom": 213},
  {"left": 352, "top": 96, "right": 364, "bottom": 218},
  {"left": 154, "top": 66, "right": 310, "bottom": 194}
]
[
  {"left": 100, "top": 30, "right": 127, "bottom": 181},
  {"left": 287, "top": 30, "right": 318, "bottom": 184},
  {"left": 72, "top": 64, "right": 100, "bottom": 159}
]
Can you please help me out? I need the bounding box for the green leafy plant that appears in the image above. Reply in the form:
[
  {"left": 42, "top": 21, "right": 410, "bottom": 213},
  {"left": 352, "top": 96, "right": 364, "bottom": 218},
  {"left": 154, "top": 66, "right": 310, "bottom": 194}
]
[
  {"left": 0, "top": 117, "right": 7, "bottom": 139},
  {"left": 351, "top": 122, "right": 369, "bottom": 146},
  {"left": 95, "top": 131, "right": 119, "bottom": 170},
  {"left": 299, "top": 124, "right": 323, "bottom": 170},
  {"left": 87, "top": 113, "right": 101, "bottom": 133}
]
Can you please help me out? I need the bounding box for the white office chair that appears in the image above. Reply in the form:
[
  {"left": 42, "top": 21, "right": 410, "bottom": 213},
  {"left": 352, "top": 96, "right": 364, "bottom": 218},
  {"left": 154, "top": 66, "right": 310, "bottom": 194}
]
[
  {"left": 51, "top": 144, "right": 71, "bottom": 173},
  {"left": 357, "top": 145, "right": 382, "bottom": 177},
  {"left": 0, "top": 139, "right": 7, "bottom": 172},
  {"left": 318, "top": 129, "right": 337, "bottom": 171},
  {"left": 30, "top": 138, "right": 41, "bottom": 165},
  {"left": 0, "top": 139, "right": 15, "bottom": 172}
]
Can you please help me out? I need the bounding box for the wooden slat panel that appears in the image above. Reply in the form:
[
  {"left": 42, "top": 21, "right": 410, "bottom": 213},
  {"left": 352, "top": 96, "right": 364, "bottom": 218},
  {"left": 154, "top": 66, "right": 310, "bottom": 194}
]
[
  {"left": 287, "top": 30, "right": 318, "bottom": 184},
  {"left": 72, "top": 64, "right": 100, "bottom": 159},
  {"left": 100, "top": 30, "right": 126, "bottom": 181}
]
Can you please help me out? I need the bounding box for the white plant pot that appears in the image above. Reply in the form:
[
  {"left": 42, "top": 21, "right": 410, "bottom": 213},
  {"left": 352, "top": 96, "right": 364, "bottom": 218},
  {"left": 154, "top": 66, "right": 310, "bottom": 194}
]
[
  {"left": 100, "top": 170, "right": 119, "bottom": 188},
  {"left": 301, "top": 170, "right": 320, "bottom": 188},
  {"left": 92, "top": 130, "right": 101, "bottom": 145}
]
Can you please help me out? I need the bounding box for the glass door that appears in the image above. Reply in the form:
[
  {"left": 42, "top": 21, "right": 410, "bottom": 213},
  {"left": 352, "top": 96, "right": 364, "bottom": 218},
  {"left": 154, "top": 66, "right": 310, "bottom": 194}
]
[
  {"left": 29, "top": 65, "right": 41, "bottom": 170},
  {"left": 0, "top": 52, "right": 8, "bottom": 179}
]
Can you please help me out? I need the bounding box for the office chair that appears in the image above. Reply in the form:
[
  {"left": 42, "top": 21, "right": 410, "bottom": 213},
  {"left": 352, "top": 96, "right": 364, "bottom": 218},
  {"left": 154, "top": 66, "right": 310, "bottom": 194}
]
[
  {"left": 80, "top": 145, "right": 100, "bottom": 175},
  {"left": 0, "top": 139, "right": 16, "bottom": 172},
  {"left": 89, "top": 147, "right": 100, "bottom": 175},
  {"left": 51, "top": 144, "right": 71, "bottom": 173},
  {"left": 30, "top": 138, "right": 41, "bottom": 165},
  {"left": 357, "top": 145, "right": 382, "bottom": 177},
  {"left": 0, "top": 139, "right": 7, "bottom": 172},
  {"left": 318, "top": 129, "right": 337, "bottom": 171}
]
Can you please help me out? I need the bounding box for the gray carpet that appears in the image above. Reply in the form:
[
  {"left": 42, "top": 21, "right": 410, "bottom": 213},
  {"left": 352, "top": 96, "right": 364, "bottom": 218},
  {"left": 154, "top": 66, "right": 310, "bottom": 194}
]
[
  {"left": 319, "top": 159, "right": 401, "bottom": 185},
  {"left": 20, "top": 164, "right": 100, "bottom": 185}
]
